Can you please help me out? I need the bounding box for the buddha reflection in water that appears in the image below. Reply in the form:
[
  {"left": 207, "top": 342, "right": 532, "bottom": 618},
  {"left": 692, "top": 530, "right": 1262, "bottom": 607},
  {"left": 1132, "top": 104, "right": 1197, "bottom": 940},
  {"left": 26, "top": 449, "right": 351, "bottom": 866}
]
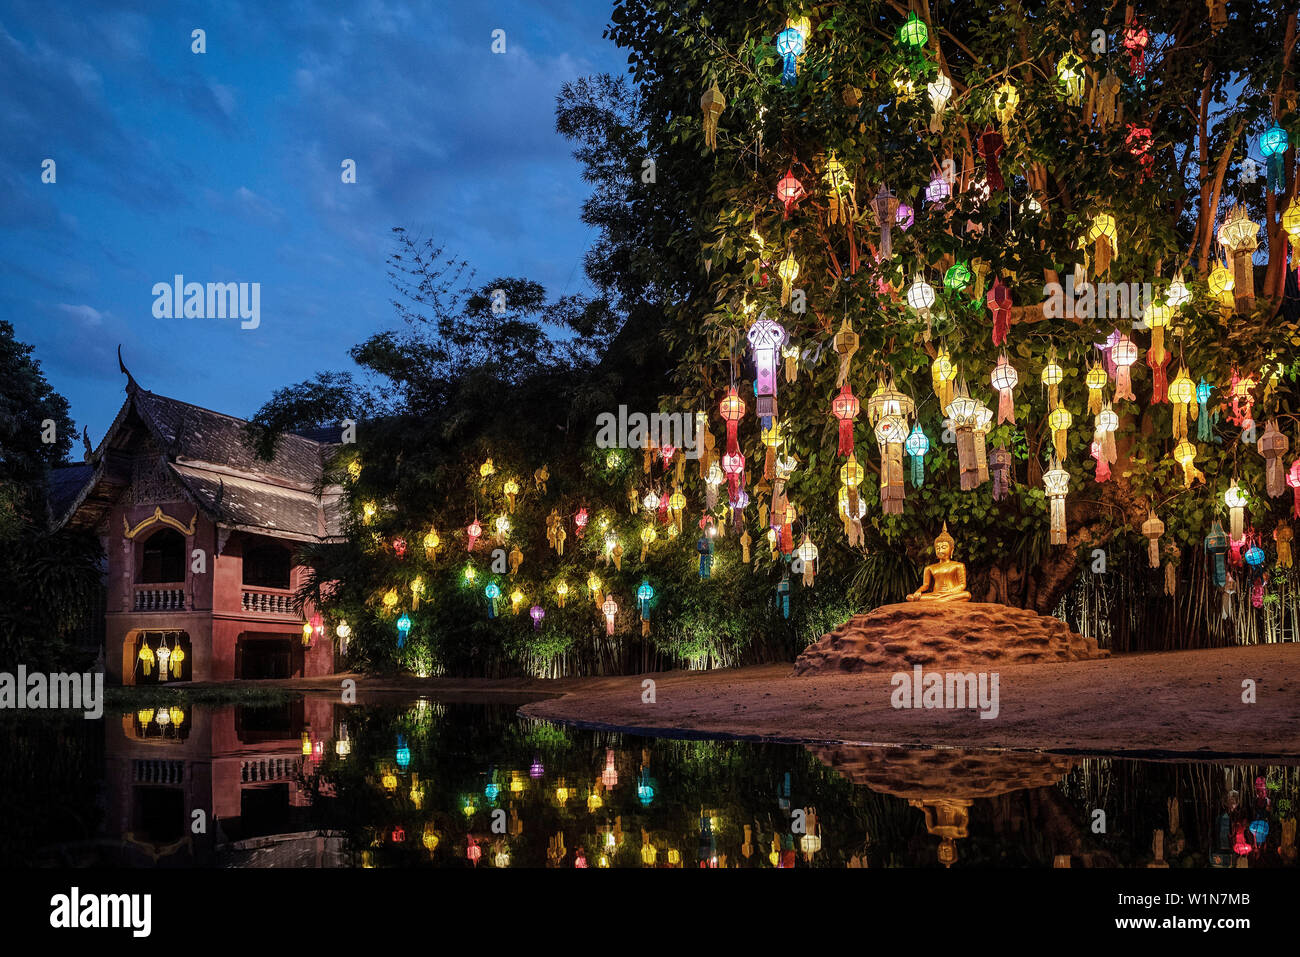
[{"left": 906, "top": 523, "right": 971, "bottom": 602}]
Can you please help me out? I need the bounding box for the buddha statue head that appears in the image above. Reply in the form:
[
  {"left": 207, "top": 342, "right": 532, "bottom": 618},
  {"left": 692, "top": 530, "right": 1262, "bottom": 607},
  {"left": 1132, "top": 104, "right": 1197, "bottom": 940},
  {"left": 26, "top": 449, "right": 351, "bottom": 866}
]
[{"left": 934, "top": 523, "right": 956, "bottom": 562}]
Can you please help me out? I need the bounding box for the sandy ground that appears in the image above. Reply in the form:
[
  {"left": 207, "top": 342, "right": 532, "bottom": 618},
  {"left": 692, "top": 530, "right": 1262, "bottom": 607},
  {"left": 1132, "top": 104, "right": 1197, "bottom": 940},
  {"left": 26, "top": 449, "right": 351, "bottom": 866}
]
[
  {"left": 516, "top": 644, "right": 1300, "bottom": 759},
  {"left": 172, "top": 644, "right": 1300, "bottom": 758}
]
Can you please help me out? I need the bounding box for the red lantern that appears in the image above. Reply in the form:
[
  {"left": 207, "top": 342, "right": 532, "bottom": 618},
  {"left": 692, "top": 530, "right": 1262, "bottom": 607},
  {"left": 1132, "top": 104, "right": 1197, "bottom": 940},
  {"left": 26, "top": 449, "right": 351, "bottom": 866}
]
[
  {"left": 987, "top": 278, "right": 1011, "bottom": 346},
  {"left": 719, "top": 387, "right": 746, "bottom": 458},
  {"left": 1288, "top": 460, "right": 1300, "bottom": 518},
  {"left": 1126, "top": 124, "right": 1153, "bottom": 182},
  {"left": 467, "top": 520, "right": 482, "bottom": 552},
  {"left": 776, "top": 168, "right": 805, "bottom": 219},
  {"left": 1123, "top": 20, "right": 1149, "bottom": 77},
  {"left": 978, "top": 125, "right": 1004, "bottom": 191},
  {"left": 831, "top": 383, "right": 859, "bottom": 456},
  {"left": 392, "top": 537, "right": 407, "bottom": 559},
  {"left": 574, "top": 507, "right": 589, "bottom": 539},
  {"left": 722, "top": 451, "right": 745, "bottom": 501}
]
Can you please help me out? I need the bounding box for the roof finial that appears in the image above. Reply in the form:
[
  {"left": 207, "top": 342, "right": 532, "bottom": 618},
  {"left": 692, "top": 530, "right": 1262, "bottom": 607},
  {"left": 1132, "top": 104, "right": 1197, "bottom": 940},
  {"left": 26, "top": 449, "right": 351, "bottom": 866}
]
[{"left": 117, "top": 344, "right": 139, "bottom": 393}]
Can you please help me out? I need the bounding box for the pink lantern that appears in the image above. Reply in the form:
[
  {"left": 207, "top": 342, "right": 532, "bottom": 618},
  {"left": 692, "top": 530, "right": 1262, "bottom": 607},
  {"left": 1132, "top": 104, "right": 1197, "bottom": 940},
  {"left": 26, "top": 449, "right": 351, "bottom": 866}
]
[
  {"left": 467, "top": 520, "right": 482, "bottom": 552},
  {"left": 1112, "top": 335, "right": 1139, "bottom": 401},
  {"left": 747, "top": 315, "right": 789, "bottom": 427},
  {"left": 991, "top": 356, "right": 1018, "bottom": 424}
]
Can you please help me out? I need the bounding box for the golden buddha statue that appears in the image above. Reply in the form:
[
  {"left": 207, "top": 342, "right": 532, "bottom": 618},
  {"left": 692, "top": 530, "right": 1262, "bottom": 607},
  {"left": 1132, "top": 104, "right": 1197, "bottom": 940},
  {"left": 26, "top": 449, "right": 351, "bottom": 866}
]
[{"left": 906, "top": 523, "right": 971, "bottom": 602}]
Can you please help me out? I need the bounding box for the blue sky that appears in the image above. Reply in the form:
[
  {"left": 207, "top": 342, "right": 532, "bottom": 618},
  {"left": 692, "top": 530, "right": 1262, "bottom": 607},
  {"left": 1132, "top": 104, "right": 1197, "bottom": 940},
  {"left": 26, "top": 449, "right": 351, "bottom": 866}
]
[{"left": 1, "top": 0, "right": 626, "bottom": 445}]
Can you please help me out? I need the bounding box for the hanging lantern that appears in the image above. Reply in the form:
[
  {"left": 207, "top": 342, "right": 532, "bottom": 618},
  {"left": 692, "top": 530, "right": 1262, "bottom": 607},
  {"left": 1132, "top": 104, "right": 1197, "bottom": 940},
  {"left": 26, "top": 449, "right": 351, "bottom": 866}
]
[
  {"left": 1260, "top": 124, "right": 1289, "bottom": 193},
  {"left": 796, "top": 535, "right": 819, "bottom": 586},
  {"left": 1085, "top": 362, "right": 1108, "bottom": 415},
  {"left": 722, "top": 450, "right": 745, "bottom": 501},
  {"left": 905, "top": 424, "right": 929, "bottom": 487},
  {"left": 1112, "top": 335, "right": 1139, "bottom": 401},
  {"left": 1225, "top": 480, "right": 1249, "bottom": 541},
  {"left": 529, "top": 605, "right": 545, "bottom": 631},
  {"left": 1047, "top": 404, "right": 1073, "bottom": 461},
  {"left": 991, "top": 355, "right": 1018, "bottom": 424},
  {"left": 1042, "top": 459, "right": 1070, "bottom": 545},
  {"left": 396, "top": 613, "right": 411, "bottom": 647},
  {"left": 874, "top": 416, "right": 907, "bottom": 515},
  {"left": 898, "top": 11, "right": 928, "bottom": 48},
  {"left": 719, "top": 387, "right": 745, "bottom": 458},
  {"left": 1091, "top": 402, "right": 1118, "bottom": 481},
  {"left": 705, "top": 460, "right": 724, "bottom": 509},
  {"left": 1173, "top": 439, "right": 1204, "bottom": 488},
  {"left": 748, "top": 314, "right": 789, "bottom": 425},
  {"left": 502, "top": 478, "right": 519, "bottom": 513},
  {"left": 410, "top": 576, "right": 425, "bottom": 609},
  {"left": 510, "top": 588, "right": 524, "bottom": 613},
  {"left": 896, "top": 203, "right": 914, "bottom": 230},
  {"left": 668, "top": 486, "right": 687, "bottom": 531},
  {"left": 1205, "top": 521, "right": 1229, "bottom": 587},
  {"left": 467, "top": 519, "right": 482, "bottom": 552},
  {"left": 1041, "top": 353, "right": 1064, "bottom": 408},
  {"left": 423, "top": 528, "right": 440, "bottom": 559},
  {"left": 137, "top": 641, "right": 155, "bottom": 677},
  {"left": 1086, "top": 213, "right": 1119, "bottom": 276},
  {"left": 1196, "top": 379, "right": 1214, "bottom": 441},
  {"left": 946, "top": 382, "right": 982, "bottom": 491},
  {"left": 781, "top": 343, "right": 800, "bottom": 383},
  {"left": 776, "top": 252, "right": 800, "bottom": 307},
  {"left": 1142, "top": 511, "right": 1165, "bottom": 569},
  {"left": 977, "top": 125, "right": 1005, "bottom": 191},
  {"left": 484, "top": 583, "right": 502, "bottom": 618},
  {"left": 824, "top": 152, "right": 855, "bottom": 224},
  {"left": 775, "top": 26, "right": 805, "bottom": 86},
  {"left": 700, "top": 79, "right": 725, "bottom": 151},
  {"left": 839, "top": 453, "right": 864, "bottom": 516},
  {"left": 1207, "top": 260, "right": 1235, "bottom": 312},
  {"left": 906, "top": 275, "right": 936, "bottom": 322},
  {"left": 925, "top": 172, "right": 950, "bottom": 205},
  {"left": 932, "top": 347, "right": 957, "bottom": 410},
  {"left": 776, "top": 168, "right": 805, "bottom": 218},
  {"left": 1289, "top": 460, "right": 1300, "bottom": 518},
  {"left": 1275, "top": 525, "right": 1294, "bottom": 568},
  {"left": 986, "top": 278, "right": 1011, "bottom": 346},
  {"left": 1282, "top": 196, "right": 1300, "bottom": 257},
  {"left": 992, "top": 80, "right": 1019, "bottom": 127},
  {"left": 831, "top": 383, "right": 860, "bottom": 457},
  {"left": 1122, "top": 19, "right": 1149, "bottom": 76},
  {"left": 760, "top": 420, "right": 782, "bottom": 480},
  {"left": 1057, "top": 51, "right": 1085, "bottom": 104},
  {"left": 169, "top": 644, "right": 185, "bottom": 679},
  {"left": 492, "top": 515, "right": 510, "bottom": 544},
  {"left": 991, "top": 446, "right": 1012, "bottom": 501},
  {"left": 639, "top": 524, "right": 657, "bottom": 562},
  {"left": 944, "top": 261, "right": 973, "bottom": 292},
  {"left": 300, "top": 620, "right": 313, "bottom": 647},
  {"left": 833, "top": 318, "right": 859, "bottom": 386},
  {"left": 555, "top": 580, "right": 569, "bottom": 609},
  {"left": 1169, "top": 369, "right": 1196, "bottom": 440},
  {"left": 1245, "top": 542, "right": 1266, "bottom": 568},
  {"left": 926, "top": 71, "right": 952, "bottom": 131},
  {"left": 870, "top": 184, "right": 901, "bottom": 259},
  {"left": 636, "top": 580, "right": 654, "bottom": 636},
  {"left": 1258, "top": 419, "right": 1289, "bottom": 497},
  {"left": 382, "top": 587, "right": 399, "bottom": 612},
  {"left": 1217, "top": 206, "right": 1260, "bottom": 314},
  {"left": 574, "top": 507, "right": 589, "bottom": 540}
]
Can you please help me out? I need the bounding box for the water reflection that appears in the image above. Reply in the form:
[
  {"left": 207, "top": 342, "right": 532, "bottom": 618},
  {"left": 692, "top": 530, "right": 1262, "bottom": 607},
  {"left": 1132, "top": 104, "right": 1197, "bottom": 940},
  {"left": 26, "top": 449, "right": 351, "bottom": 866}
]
[{"left": 2, "top": 695, "right": 1296, "bottom": 868}]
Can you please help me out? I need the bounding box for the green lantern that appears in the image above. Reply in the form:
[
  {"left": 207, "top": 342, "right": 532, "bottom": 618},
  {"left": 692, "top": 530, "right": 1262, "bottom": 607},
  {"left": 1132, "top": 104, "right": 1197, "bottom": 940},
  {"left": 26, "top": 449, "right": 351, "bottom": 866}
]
[
  {"left": 944, "top": 261, "right": 973, "bottom": 291},
  {"left": 898, "top": 12, "right": 928, "bottom": 49}
]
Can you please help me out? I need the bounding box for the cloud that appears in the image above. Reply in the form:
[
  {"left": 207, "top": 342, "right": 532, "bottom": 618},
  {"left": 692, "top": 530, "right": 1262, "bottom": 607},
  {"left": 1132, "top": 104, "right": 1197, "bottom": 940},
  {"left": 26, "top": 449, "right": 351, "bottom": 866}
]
[{"left": 55, "top": 303, "right": 106, "bottom": 327}]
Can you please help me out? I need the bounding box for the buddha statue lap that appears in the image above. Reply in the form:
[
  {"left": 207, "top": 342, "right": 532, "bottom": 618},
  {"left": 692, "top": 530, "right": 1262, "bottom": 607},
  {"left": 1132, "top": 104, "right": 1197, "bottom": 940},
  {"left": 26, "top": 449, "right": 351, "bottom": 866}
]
[{"left": 906, "top": 523, "right": 971, "bottom": 603}]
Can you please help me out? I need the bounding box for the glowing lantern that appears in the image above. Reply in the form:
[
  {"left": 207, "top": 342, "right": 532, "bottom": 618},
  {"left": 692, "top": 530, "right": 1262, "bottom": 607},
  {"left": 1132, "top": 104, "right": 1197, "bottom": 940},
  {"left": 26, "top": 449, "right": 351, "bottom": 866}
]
[
  {"left": 870, "top": 184, "right": 901, "bottom": 259},
  {"left": 1197, "top": 379, "right": 1214, "bottom": 441},
  {"left": 946, "top": 382, "right": 982, "bottom": 491},
  {"left": 722, "top": 450, "right": 745, "bottom": 501},
  {"left": 602, "top": 596, "right": 618, "bottom": 636},
  {"left": 719, "top": 387, "right": 745, "bottom": 459},
  {"left": 987, "top": 278, "right": 1011, "bottom": 346},
  {"left": 926, "top": 173, "right": 950, "bottom": 205},
  {"left": 1173, "top": 440, "right": 1203, "bottom": 488},
  {"left": 556, "top": 580, "right": 569, "bottom": 608},
  {"left": 927, "top": 72, "right": 952, "bottom": 132},
  {"left": 1205, "top": 521, "right": 1229, "bottom": 587},
  {"left": 423, "top": 528, "right": 440, "bottom": 559},
  {"left": 700, "top": 79, "right": 725, "bottom": 151},
  {"left": 636, "top": 580, "right": 654, "bottom": 636},
  {"left": 874, "top": 416, "right": 907, "bottom": 515},
  {"left": 824, "top": 152, "right": 855, "bottom": 224},
  {"left": 839, "top": 453, "right": 865, "bottom": 516},
  {"left": 905, "top": 424, "right": 929, "bottom": 487},
  {"left": 1275, "top": 524, "right": 1294, "bottom": 567},
  {"left": 467, "top": 519, "right": 482, "bottom": 552},
  {"left": 831, "top": 383, "right": 860, "bottom": 456},
  {"left": 992, "top": 80, "right": 1019, "bottom": 127},
  {"left": 641, "top": 489, "right": 660, "bottom": 515},
  {"left": 1112, "top": 335, "right": 1139, "bottom": 401},
  {"left": 1048, "top": 405, "right": 1073, "bottom": 461},
  {"left": 302, "top": 621, "right": 313, "bottom": 648},
  {"left": 944, "top": 262, "right": 973, "bottom": 292},
  {"left": 463, "top": 564, "right": 477, "bottom": 584},
  {"left": 637, "top": 522, "right": 656, "bottom": 561},
  {"left": 1260, "top": 124, "right": 1289, "bottom": 193},
  {"left": 833, "top": 318, "right": 859, "bottom": 386},
  {"left": 336, "top": 620, "right": 351, "bottom": 640},
  {"left": 492, "top": 515, "right": 510, "bottom": 543},
  {"left": 1041, "top": 354, "right": 1064, "bottom": 408},
  {"left": 748, "top": 314, "right": 789, "bottom": 423},
  {"left": 898, "top": 11, "right": 927, "bottom": 48},
  {"left": 1057, "top": 52, "right": 1084, "bottom": 103},
  {"left": 479, "top": 458, "right": 495, "bottom": 479},
  {"left": 775, "top": 25, "right": 805, "bottom": 86},
  {"left": 932, "top": 347, "right": 957, "bottom": 410},
  {"left": 362, "top": 501, "right": 377, "bottom": 523},
  {"left": 668, "top": 486, "right": 686, "bottom": 532},
  {"left": 396, "top": 613, "right": 411, "bottom": 647},
  {"left": 1043, "top": 460, "right": 1070, "bottom": 545},
  {"left": 1258, "top": 420, "right": 1289, "bottom": 497},
  {"left": 396, "top": 736, "right": 410, "bottom": 769},
  {"left": 382, "top": 587, "right": 399, "bottom": 611},
  {"left": 1142, "top": 511, "right": 1165, "bottom": 569},
  {"left": 991, "top": 356, "right": 1018, "bottom": 424},
  {"left": 705, "top": 460, "right": 724, "bottom": 509},
  {"left": 1225, "top": 480, "right": 1248, "bottom": 541},
  {"left": 896, "top": 203, "right": 914, "bottom": 230},
  {"left": 1245, "top": 543, "right": 1265, "bottom": 568},
  {"left": 346, "top": 458, "right": 362, "bottom": 481},
  {"left": 483, "top": 582, "right": 501, "bottom": 619},
  {"left": 1282, "top": 196, "right": 1300, "bottom": 256},
  {"left": 1085, "top": 362, "right": 1108, "bottom": 415},
  {"left": 502, "top": 478, "right": 519, "bottom": 513},
  {"left": 776, "top": 168, "right": 805, "bottom": 218},
  {"left": 1217, "top": 206, "right": 1260, "bottom": 313},
  {"left": 1169, "top": 369, "right": 1196, "bottom": 440},
  {"left": 1122, "top": 19, "right": 1149, "bottom": 76},
  {"left": 509, "top": 588, "right": 524, "bottom": 613},
  {"left": 796, "top": 535, "right": 819, "bottom": 586},
  {"left": 906, "top": 275, "right": 936, "bottom": 322},
  {"left": 137, "top": 642, "right": 155, "bottom": 677},
  {"left": 529, "top": 604, "right": 544, "bottom": 631},
  {"left": 696, "top": 530, "right": 715, "bottom": 579},
  {"left": 774, "top": 253, "right": 801, "bottom": 309},
  {"left": 1086, "top": 213, "right": 1118, "bottom": 276}
]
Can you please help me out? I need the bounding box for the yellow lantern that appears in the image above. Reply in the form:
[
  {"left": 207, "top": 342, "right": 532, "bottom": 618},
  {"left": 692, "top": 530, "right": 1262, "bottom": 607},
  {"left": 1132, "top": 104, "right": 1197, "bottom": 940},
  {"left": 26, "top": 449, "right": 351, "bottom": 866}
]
[
  {"left": 1086, "top": 213, "right": 1118, "bottom": 275},
  {"left": 479, "top": 458, "right": 495, "bottom": 479},
  {"left": 1048, "top": 406, "right": 1073, "bottom": 460},
  {"left": 503, "top": 478, "right": 519, "bottom": 513},
  {"left": 423, "top": 528, "right": 440, "bottom": 558},
  {"left": 778, "top": 251, "right": 800, "bottom": 306},
  {"left": 796, "top": 534, "right": 819, "bottom": 586},
  {"left": 1282, "top": 196, "right": 1300, "bottom": 256},
  {"left": 556, "top": 580, "right": 569, "bottom": 608},
  {"left": 1057, "top": 52, "right": 1084, "bottom": 104},
  {"left": 932, "top": 347, "right": 957, "bottom": 410},
  {"left": 1173, "top": 439, "right": 1203, "bottom": 488},
  {"left": 362, "top": 501, "right": 377, "bottom": 523},
  {"left": 1085, "top": 362, "right": 1108, "bottom": 415},
  {"left": 639, "top": 524, "right": 657, "bottom": 561},
  {"left": 510, "top": 588, "right": 524, "bottom": 613},
  {"left": 1041, "top": 355, "right": 1064, "bottom": 408},
  {"left": 993, "top": 80, "right": 1019, "bottom": 126},
  {"left": 641, "top": 840, "right": 658, "bottom": 866},
  {"left": 382, "top": 588, "right": 399, "bottom": 611},
  {"left": 1168, "top": 369, "right": 1196, "bottom": 440},
  {"left": 346, "top": 458, "right": 362, "bottom": 481},
  {"left": 1144, "top": 301, "right": 1172, "bottom": 362}
]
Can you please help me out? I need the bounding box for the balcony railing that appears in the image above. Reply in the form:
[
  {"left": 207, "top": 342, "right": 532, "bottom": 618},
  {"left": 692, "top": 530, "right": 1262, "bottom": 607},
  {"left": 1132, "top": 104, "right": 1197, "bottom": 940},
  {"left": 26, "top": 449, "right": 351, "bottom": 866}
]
[
  {"left": 133, "top": 587, "right": 186, "bottom": 612},
  {"left": 241, "top": 757, "right": 298, "bottom": 783},
  {"left": 133, "top": 759, "right": 185, "bottom": 785},
  {"left": 241, "top": 589, "right": 296, "bottom": 615}
]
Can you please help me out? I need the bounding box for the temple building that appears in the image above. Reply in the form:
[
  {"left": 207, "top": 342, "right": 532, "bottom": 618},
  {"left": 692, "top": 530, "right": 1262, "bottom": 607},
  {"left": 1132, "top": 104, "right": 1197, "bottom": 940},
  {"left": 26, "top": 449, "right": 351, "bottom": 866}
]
[{"left": 51, "top": 363, "right": 345, "bottom": 684}]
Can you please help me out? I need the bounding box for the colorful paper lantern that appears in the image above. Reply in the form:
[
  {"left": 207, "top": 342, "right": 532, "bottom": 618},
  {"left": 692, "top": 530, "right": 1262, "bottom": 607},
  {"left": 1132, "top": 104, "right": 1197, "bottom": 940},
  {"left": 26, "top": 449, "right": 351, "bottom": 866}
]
[
  {"left": 831, "top": 383, "right": 860, "bottom": 457},
  {"left": 396, "top": 613, "right": 411, "bottom": 647},
  {"left": 898, "top": 11, "right": 928, "bottom": 48},
  {"left": 748, "top": 315, "right": 789, "bottom": 424},
  {"left": 776, "top": 169, "right": 805, "bottom": 218},
  {"left": 1043, "top": 460, "right": 1070, "bottom": 545},
  {"left": 529, "top": 604, "right": 545, "bottom": 631},
  {"left": 1225, "top": 480, "right": 1248, "bottom": 541},
  {"left": 775, "top": 26, "right": 805, "bottom": 86},
  {"left": 905, "top": 424, "right": 929, "bottom": 487},
  {"left": 1205, "top": 521, "right": 1229, "bottom": 586},
  {"left": 1260, "top": 124, "right": 1289, "bottom": 193},
  {"left": 991, "top": 356, "right": 1018, "bottom": 424}
]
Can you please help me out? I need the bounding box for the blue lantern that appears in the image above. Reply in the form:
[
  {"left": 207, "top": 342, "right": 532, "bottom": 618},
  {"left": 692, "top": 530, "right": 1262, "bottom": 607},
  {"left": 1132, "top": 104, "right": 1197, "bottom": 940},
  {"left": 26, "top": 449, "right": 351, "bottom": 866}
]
[
  {"left": 484, "top": 781, "right": 500, "bottom": 802},
  {"left": 396, "top": 734, "right": 410, "bottom": 769},
  {"left": 484, "top": 582, "right": 500, "bottom": 619},
  {"left": 1196, "top": 378, "right": 1215, "bottom": 442},
  {"left": 775, "top": 27, "right": 804, "bottom": 86},
  {"left": 1204, "top": 521, "right": 1229, "bottom": 587},
  {"left": 1245, "top": 544, "right": 1265, "bottom": 567},
  {"left": 396, "top": 613, "right": 412, "bottom": 648},
  {"left": 1260, "top": 124, "right": 1289, "bottom": 193},
  {"left": 696, "top": 534, "right": 714, "bottom": 579},
  {"left": 905, "top": 424, "right": 930, "bottom": 487},
  {"left": 776, "top": 572, "right": 791, "bottom": 619},
  {"left": 637, "top": 768, "right": 655, "bottom": 806},
  {"left": 1249, "top": 819, "right": 1269, "bottom": 846}
]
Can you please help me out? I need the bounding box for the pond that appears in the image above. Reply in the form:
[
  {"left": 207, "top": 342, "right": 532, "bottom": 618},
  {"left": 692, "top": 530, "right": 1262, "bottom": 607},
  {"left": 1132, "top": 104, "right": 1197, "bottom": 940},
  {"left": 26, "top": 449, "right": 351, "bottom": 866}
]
[{"left": 2, "top": 693, "right": 1295, "bottom": 869}]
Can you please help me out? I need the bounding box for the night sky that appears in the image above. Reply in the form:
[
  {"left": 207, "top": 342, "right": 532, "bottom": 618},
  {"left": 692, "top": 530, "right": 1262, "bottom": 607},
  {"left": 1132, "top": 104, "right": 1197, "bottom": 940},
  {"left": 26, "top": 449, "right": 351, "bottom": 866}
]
[{"left": 1, "top": 0, "right": 627, "bottom": 445}]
